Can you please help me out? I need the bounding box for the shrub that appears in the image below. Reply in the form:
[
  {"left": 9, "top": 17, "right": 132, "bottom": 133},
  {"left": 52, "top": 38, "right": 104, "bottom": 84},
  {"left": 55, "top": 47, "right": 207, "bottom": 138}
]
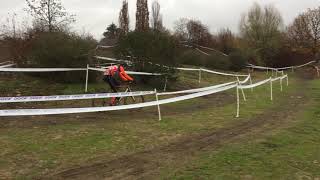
[
  {"left": 228, "top": 51, "right": 248, "bottom": 72},
  {"left": 25, "top": 31, "right": 97, "bottom": 83},
  {"left": 205, "top": 54, "right": 231, "bottom": 70},
  {"left": 115, "top": 30, "right": 180, "bottom": 85}
]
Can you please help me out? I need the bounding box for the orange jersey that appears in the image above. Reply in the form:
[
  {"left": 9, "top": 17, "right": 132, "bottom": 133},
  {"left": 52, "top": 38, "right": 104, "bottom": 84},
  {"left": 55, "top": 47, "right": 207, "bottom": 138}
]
[{"left": 104, "top": 65, "right": 134, "bottom": 82}]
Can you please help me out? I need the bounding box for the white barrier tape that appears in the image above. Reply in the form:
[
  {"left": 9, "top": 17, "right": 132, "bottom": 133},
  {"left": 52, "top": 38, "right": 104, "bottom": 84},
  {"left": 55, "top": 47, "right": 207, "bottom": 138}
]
[
  {"left": 88, "top": 67, "right": 162, "bottom": 76},
  {"left": 271, "top": 77, "right": 281, "bottom": 82},
  {"left": 97, "top": 45, "right": 116, "bottom": 49},
  {"left": 93, "top": 56, "right": 249, "bottom": 77},
  {"left": 239, "top": 75, "right": 251, "bottom": 84},
  {"left": 0, "top": 84, "right": 237, "bottom": 116},
  {"left": 0, "top": 64, "right": 15, "bottom": 68},
  {"left": 294, "top": 61, "right": 316, "bottom": 68},
  {"left": 249, "top": 61, "right": 316, "bottom": 71},
  {"left": 94, "top": 56, "right": 130, "bottom": 63},
  {"left": 195, "top": 48, "right": 211, "bottom": 56},
  {"left": 238, "top": 78, "right": 271, "bottom": 89},
  {"left": 176, "top": 67, "right": 200, "bottom": 71},
  {"left": 247, "top": 65, "right": 276, "bottom": 70},
  {"left": 201, "top": 68, "right": 248, "bottom": 77},
  {"left": 0, "top": 91, "right": 155, "bottom": 103},
  {"left": 158, "top": 81, "right": 236, "bottom": 96},
  {"left": 0, "top": 67, "right": 86, "bottom": 72},
  {"left": 0, "top": 61, "right": 13, "bottom": 65}
]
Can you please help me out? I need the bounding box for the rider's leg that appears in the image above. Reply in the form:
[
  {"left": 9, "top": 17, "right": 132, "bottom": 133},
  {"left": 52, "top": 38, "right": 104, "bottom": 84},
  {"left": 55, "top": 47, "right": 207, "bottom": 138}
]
[{"left": 104, "top": 76, "right": 120, "bottom": 105}]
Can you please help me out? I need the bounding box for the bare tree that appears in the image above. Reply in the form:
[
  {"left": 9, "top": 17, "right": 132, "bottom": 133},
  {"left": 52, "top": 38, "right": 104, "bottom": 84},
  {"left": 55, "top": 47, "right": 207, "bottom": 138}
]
[
  {"left": 217, "top": 28, "right": 236, "bottom": 54},
  {"left": 186, "top": 20, "right": 211, "bottom": 46},
  {"left": 174, "top": 18, "right": 189, "bottom": 41},
  {"left": 119, "top": 0, "right": 129, "bottom": 35},
  {"left": 136, "top": 0, "right": 149, "bottom": 32},
  {"left": 174, "top": 18, "right": 211, "bottom": 46},
  {"left": 25, "top": 0, "right": 75, "bottom": 32},
  {"left": 240, "top": 3, "right": 283, "bottom": 64},
  {"left": 151, "top": 0, "right": 163, "bottom": 31},
  {"left": 287, "top": 7, "right": 320, "bottom": 56}
]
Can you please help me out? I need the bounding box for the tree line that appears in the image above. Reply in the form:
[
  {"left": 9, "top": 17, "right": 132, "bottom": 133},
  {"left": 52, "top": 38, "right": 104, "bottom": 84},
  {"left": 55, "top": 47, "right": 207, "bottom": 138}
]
[{"left": 0, "top": 0, "right": 319, "bottom": 79}]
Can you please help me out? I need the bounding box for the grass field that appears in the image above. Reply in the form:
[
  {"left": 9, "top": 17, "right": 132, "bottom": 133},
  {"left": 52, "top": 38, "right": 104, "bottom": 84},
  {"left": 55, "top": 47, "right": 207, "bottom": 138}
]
[{"left": 0, "top": 67, "right": 319, "bottom": 179}]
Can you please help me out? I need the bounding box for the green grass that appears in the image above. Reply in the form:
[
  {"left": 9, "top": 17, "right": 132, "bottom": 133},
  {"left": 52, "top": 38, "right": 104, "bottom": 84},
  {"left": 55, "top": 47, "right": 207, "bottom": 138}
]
[
  {"left": 167, "top": 79, "right": 320, "bottom": 180},
  {"left": 0, "top": 71, "right": 305, "bottom": 179}
]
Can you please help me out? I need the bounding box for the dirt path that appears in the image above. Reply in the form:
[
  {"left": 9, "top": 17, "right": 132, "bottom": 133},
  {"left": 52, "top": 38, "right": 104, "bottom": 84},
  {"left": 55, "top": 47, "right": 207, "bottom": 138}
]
[{"left": 50, "top": 77, "right": 309, "bottom": 180}]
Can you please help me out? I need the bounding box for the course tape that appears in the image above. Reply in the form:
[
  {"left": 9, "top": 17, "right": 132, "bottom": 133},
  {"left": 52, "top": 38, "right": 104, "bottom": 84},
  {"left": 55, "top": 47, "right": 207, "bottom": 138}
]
[
  {"left": 0, "top": 61, "right": 13, "bottom": 65},
  {"left": 93, "top": 56, "right": 249, "bottom": 77},
  {"left": 0, "top": 64, "right": 15, "bottom": 68},
  {"left": 158, "top": 74, "right": 250, "bottom": 96},
  {"left": 88, "top": 67, "right": 163, "bottom": 76},
  {"left": 0, "top": 68, "right": 86, "bottom": 72},
  {"left": 0, "top": 91, "right": 155, "bottom": 103},
  {"left": 158, "top": 81, "right": 236, "bottom": 96},
  {"left": 238, "top": 75, "right": 287, "bottom": 89},
  {"left": 0, "top": 84, "right": 237, "bottom": 116},
  {"left": 248, "top": 61, "right": 316, "bottom": 71},
  {"left": 239, "top": 78, "right": 271, "bottom": 89},
  {"left": 201, "top": 68, "right": 248, "bottom": 77},
  {"left": 94, "top": 56, "right": 130, "bottom": 63}
]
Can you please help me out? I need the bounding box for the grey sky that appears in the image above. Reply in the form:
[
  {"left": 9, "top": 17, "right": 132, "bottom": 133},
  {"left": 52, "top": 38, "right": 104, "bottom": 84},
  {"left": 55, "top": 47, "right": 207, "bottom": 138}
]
[{"left": 1, "top": 0, "right": 319, "bottom": 39}]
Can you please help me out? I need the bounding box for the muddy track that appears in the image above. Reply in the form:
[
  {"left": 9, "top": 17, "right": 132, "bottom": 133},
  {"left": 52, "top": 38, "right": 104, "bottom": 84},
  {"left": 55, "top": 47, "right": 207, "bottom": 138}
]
[{"left": 50, "top": 78, "right": 309, "bottom": 180}]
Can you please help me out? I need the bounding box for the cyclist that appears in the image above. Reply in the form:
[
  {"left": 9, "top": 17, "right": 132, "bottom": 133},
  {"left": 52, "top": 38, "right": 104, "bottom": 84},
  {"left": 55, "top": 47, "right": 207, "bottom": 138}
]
[{"left": 103, "top": 63, "right": 134, "bottom": 106}]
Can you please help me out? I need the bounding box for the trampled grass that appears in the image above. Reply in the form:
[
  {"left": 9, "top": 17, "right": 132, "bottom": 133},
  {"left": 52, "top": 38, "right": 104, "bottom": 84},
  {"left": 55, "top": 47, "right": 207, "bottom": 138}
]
[
  {"left": 0, "top": 70, "right": 307, "bottom": 179},
  {"left": 167, "top": 79, "right": 320, "bottom": 180}
]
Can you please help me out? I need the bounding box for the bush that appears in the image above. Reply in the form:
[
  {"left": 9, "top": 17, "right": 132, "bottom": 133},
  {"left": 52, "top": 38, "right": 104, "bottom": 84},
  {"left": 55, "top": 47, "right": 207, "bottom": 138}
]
[
  {"left": 115, "top": 30, "right": 180, "bottom": 85},
  {"left": 115, "top": 31, "right": 179, "bottom": 72},
  {"left": 205, "top": 54, "right": 231, "bottom": 70},
  {"left": 176, "top": 49, "right": 207, "bottom": 66},
  {"left": 228, "top": 51, "right": 248, "bottom": 72},
  {"left": 24, "top": 31, "right": 97, "bottom": 83}
]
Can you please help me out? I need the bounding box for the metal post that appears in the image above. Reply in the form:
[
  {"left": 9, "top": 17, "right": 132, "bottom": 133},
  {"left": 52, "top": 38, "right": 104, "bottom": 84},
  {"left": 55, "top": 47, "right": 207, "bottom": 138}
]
[
  {"left": 155, "top": 89, "right": 162, "bottom": 121},
  {"left": 85, "top": 64, "right": 89, "bottom": 93}
]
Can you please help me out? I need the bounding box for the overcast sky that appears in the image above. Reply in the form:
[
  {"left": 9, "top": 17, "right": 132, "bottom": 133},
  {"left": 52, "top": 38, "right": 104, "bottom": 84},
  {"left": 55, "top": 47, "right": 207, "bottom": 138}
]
[{"left": 1, "top": 0, "right": 319, "bottom": 39}]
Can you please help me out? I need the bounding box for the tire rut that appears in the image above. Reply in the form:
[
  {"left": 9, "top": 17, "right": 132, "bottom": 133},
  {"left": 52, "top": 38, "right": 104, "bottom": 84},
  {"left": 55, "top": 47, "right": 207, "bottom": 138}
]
[{"left": 50, "top": 79, "right": 308, "bottom": 180}]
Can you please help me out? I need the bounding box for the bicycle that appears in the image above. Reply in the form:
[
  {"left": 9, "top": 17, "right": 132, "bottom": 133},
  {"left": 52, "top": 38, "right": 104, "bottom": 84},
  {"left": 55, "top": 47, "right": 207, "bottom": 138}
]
[{"left": 92, "top": 82, "right": 145, "bottom": 107}]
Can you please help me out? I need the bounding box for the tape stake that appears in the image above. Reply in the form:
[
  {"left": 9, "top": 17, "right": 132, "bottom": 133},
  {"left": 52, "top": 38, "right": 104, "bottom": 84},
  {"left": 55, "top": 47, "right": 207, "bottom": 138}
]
[
  {"left": 85, "top": 64, "right": 89, "bottom": 93},
  {"left": 270, "top": 79, "right": 273, "bottom": 101},
  {"left": 236, "top": 86, "right": 240, "bottom": 118},
  {"left": 237, "top": 77, "right": 246, "bottom": 101},
  {"left": 163, "top": 76, "right": 168, "bottom": 92},
  {"left": 155, "top": 89, "right": 162, "bottom": 121},
  {"left": 280, "top": 78, "right": 283, "bottom": 92},
  {"left": 198, "top": 69, "right": 202, "bottom": 84},
  {"left": 249, "top": 74, "right": 253, "bottom": 92}
]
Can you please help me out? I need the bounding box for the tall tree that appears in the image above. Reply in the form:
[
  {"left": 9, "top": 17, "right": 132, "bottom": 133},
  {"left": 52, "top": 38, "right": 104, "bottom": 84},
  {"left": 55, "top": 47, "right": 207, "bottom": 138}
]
[
  {"left": 216, "top": 28, "right": 236, "bottom": 54},
  {"left": 240, "top": 3, "right": 283, "bottom": 65},
  {"left": 151, "top": 0, "right": 163, "bottom": 31},
  {"left": 119, "top": 0, "right": 129, "bottom": 35},
  {"left": 287, "top": 7, "right": 320, "bottom": 57},
  {"left": 136, "top": 0, "right": 149, "bottom": 32},
  {"left": 174, "top": 18, "right": 211, "bottom": 46},
  {"left": 25, "top": 0, "right": 75, "bottom": 32},
  {"left": 103, "top": 23, "right": 119, "bottom": 39}
]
